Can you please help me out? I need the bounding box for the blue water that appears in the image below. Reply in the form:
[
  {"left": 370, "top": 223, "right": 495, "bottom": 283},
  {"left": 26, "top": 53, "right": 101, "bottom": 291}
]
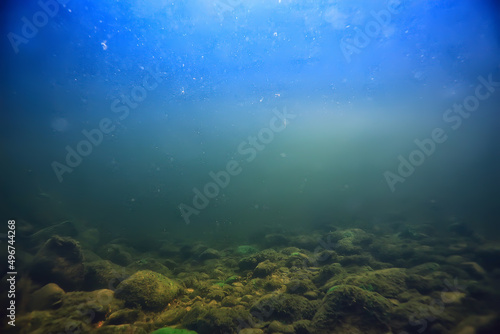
[{"left": 1, "top": 0, "right": 500, "bottom": 239}]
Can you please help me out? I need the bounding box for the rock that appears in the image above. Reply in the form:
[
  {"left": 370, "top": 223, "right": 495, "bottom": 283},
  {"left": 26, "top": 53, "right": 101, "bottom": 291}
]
[
  {"left": 292, "top": 235, "right": 319, "bottom": 251},
  {"left": 154, "top": 307, "right": 188, "bottom": 326},
  {"left": 78, "top": 228, "right": 100, "bottom": 249},
  {"left": 182, "top": 304, "right": 251, "bottom": 334},
  {"left": 329, "top": 228, "right": 373, "bottom": 255},
  {"left": 474, "top": 243, "right": 500, "bottom": 270},
  {"left": 460, "top": 261, "right": 487, "bottom": 279},
  {"left": 446, "top": 255, "right": 466, "bottom": 265},
  {"left": 328, "top": 268, "right": 407, "bottom": 299},
  {"left": 30, "top": 221, "right": 78, "bottom": 246},
  {"left": 239, "top": 329, "right": 264, "bottom": 334},
  {"left": 236, "top": 245, "right": 259, "bottom": 255},
  {"left": 100, "top": 244, "right": 133, "bottom": 266},
  {"left": 158, "top": 244, "right": 181, "bottom": 257},
  {"left": 96, "top": 324, "right": 147, "bottom": 333},
  {"left": 115, "top": 270, "right": 180, "bottom": 311},
  {"left": 313, "top": 263, "right": 345, "bottom": 285},
  {"left": 451, "top": 313, "right": 500, "bottom": 334},
  {"left": 286, "top": 279, "right": 316, "bottom": 295},
  {"left": 253, "top": 260, "right": 276, "bottom": 278},
  {"left": 239, "top": 256, "right": 259, "bottom": 270},
  {"left": 293, "top": 319, "right": 312, "bottom": 334},
  {"left": 150, "top": 328, "right": 197, "bottom": 334},
  {"left": 285, "top": 252, "right": 311, "bottom": 268},
  {"left": 104, "top": 308, "right": 141, "bottom": 325},
  {"left": 29, "top": 283, "right": 65, "bottom": 311},
  {"left": 441, "top": 291, "right": 466, "bottom": 304},
  {"left": 198, "top": 248, "right": 221, "bottom": 261},
  {"left": 127, "top": 257, "right": 172, "bottom": 276},
  {"left": 312, "top": 285, "right": 392, "bottom": 333},
  {"left": 251, "top": 294, "right": 316, "bottom": 322},
  {"left": 268, "top": 320, "right": 295, "bottom": 333},
  {"left": 30, "top": 235, "right": 85, "bottom": 291},
  {"left": 408, "top": 262, "right": 440, "bottom": 276},
  {"left": 84, "top": 260, "right": 131, "bottom": 291}
]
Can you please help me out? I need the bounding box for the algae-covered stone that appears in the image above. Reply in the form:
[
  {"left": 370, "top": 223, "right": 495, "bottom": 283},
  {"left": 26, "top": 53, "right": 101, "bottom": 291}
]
[
  {"left": 312, "top": 285, "right": 392, "bottom": 333},
  {"left": 150, "top": 328, "right": 198, "bottom": 334},
  {"left": 127, "top": 257, "right": 172, "bottom": 277},
  {"left": 328, "top": 268, "right": 407, "bottom": 298},
  {"left": 250, "top": 293, "right": 316, "bottom": 322},
  {"left": 268, "top": 320, "right": 294, "bottom": 333},
  {"left": 95, "top": 324, "right": 147, "bottom": 333},
  {"left": 115, "top": 270, "right": 180, "bottom": 310},
  {"left": 253, "top": 260, "right": 276, "bottom": 277},
  {"left": 236, "top": 245, "right": 259, "bottom": 255},
  {"left": 30, "top": 235, "right": 85, "bottom": 291},
  {"left": 100, "top": 244, "right": 133, "bottom": 266},
  {"left": 104, "top": 308, "right": 142, "bottom": 325},
  {"left": 84, "top": 260, "right": 131, "bottom": 291},
  {"left": 182, "top": 304, "right": 251, "bottom": 334},
  {"left": 29, "top": 283, "right": 65, "bottom": 311}
]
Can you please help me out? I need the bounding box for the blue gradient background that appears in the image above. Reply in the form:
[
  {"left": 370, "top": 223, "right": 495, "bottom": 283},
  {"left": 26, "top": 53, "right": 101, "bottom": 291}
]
[{"left": 1, "top": 0, "right": 499, "bottom": 239}]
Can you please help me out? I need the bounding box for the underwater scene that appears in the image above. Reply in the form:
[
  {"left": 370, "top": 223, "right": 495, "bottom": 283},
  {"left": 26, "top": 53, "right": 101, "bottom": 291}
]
[{"left": 1, "top": 0, "right": 500, "bottom": 333}]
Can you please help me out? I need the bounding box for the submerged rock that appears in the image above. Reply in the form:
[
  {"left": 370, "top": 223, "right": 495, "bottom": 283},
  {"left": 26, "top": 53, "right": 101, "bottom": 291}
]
[
  {"left": 312, "top": 285, "right": 392, "bottom": 333},
  {"left": 29, "top": 221, "right": 78, "bottom": 246},
  {"left": 30, "top": 235, "right": 85, "bottom": 291},
  {"left": 236, "top": 245, "right": 259, "bottom": 255},
  {"left": 250, "top": 293, "right": 316, "bottom": 322},
  {"left": 84, "top": 260, "right": 131, "bottom": 291},
  {"left": 115, "top": 270, "right": 180, "bottom": 311},
  {"left": 182, "top": 304, "right": 251, "bottom": 334},
  {"left": 99, "top": 244, "right": 134, "bottom": 266},
  {"left": 253, "top": 260, "right": 276, "bottom": 278},
  {"left": 328, "top": 268, "right": 408, "bottom": 298},
  {"left": 29, "top": 283, "right": 65, "bottom": 311}
]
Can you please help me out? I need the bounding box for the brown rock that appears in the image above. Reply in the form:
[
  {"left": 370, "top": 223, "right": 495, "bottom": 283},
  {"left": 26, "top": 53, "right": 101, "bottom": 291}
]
[
  {"left": 30, "top": 236, "right": 84, "bottom": 291},
  {"left": 29, "top": 283, "right": 65, "bottom": 311}
]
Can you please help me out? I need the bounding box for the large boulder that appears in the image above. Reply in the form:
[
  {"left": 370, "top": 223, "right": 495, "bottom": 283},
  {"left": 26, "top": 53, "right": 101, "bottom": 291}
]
[
  {"left": 182, "top": 303, "right": 251, "bottom": 334},
  {"left": 250, "top": 293, "right": 316, "bottom": 323},
  {"left": 312, "top": 285, "right": 392, "bottom": 333},
  {"left": 29, "top": 283, "right": 65, "bottom": 311},
  {"left": 115, "top": 270, "right": 180, "bottom": 311},
  {"left": 30, "top": 235, "right": 85, "bottom": 291}
]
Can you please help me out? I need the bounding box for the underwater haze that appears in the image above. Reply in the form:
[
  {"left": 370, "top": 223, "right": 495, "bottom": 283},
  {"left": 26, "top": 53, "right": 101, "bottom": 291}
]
[{"left": 2, "top": 0, "right": 499, "bottom": 239}]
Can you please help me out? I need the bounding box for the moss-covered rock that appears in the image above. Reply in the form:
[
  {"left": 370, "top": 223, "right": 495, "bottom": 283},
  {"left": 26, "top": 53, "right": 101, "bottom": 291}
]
[
  {"left": 29, "top": 283, "right": 65, "bottom": 311},
  {"left": 313, "top": 263, "right": 346, "bottom": 285},
  {"left": 181, "top": 304, "right": 251, "bottom": 334},
  {"left": 115, "top": 270, "right": 180, "bottom": 311},
  {"left": 253, "top": 260, "right": 276, "bottom": 278},
  {"left": 84, "top": 260, "right": 131, "bottom": 291},
  {"left": 30, "top": 235, "right": 85, "bottom": 291},
  {"left": 327, "top": 268, "right": 408, "bottom": 298},
  {"left": 285, "top": 279, "right": 317, "bottom": 295},
  {"left": 100, "top": 244, "right": 134, "bottom": 266},
  {"left": 250, "top": 293, "right": 316, "bottom": 323},
  {"left": 312, "top": 285, "right": 392, "bottom": 333},
  {"left": 104, "top": 308, "right": 142, "bottom": 325},
  {"left": 127, "top": 258, "right": 172, "bottom": 277},
  {"left": 150, "top": 328, "right": 198, "bottom": 334}
]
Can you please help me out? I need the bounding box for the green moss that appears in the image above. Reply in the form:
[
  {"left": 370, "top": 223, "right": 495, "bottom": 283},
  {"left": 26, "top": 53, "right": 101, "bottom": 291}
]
[
  {"left": 360, "top": 284, "right": 374, "bottom": 291},
  {"left": 236, "top": 245, "right": 258, "bottom": 255},
  {"left": 327, "top": 286, "right": 340, "bottom": 294},
  {"left": 224, "top": 275, "right": 239, "bottom": 284},
  {"left": 150, "top": 328, "right": 198, "bottom": 334},
  {"left": 213, "top": 282, "right": 227, "bottom": 288}
]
